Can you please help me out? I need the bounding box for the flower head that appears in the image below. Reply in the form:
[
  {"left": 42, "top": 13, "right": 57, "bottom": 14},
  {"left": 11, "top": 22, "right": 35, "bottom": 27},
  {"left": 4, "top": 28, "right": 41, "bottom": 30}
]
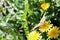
[
  {"left": 41, "top": 3, "right": 50, "bottom": 10},
  {"left": 47, "top": 26, "right": 59, "bottom": 39},
  {"left": 39, "top": 21, "right": 52, "bottom": 32},
  {"left": 27, "top": 30, "right": 40, "bottom": 40}
]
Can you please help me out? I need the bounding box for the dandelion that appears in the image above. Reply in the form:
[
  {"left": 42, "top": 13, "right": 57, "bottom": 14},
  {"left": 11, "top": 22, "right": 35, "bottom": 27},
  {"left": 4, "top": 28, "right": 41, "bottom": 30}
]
[
  {"left": 39, "top": 21, "right": 52, "bottom": 32},
  {"left": 27, "top": 30, "right": 40, "bottom": 40},
  {"left": 47, "top": 26, "right": 59, "bottom": 39},
  {"left": 41, "top": 3, "right": 50, "bottom": 10}
]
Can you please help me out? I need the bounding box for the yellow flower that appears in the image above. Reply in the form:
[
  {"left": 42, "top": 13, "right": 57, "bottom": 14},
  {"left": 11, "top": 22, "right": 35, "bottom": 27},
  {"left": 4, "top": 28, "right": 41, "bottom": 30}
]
[
  {"left": 39, "top": 21, "right": 52, "bottom": 32},
  {"left": 47, "top": 26, "right": 59, "bottom": 39},
  {"left": 41, "top": 3, "right": 50, "bottom": 10},
  {"left": 27, "top": 30, "right": 40, "bottom": 40}
]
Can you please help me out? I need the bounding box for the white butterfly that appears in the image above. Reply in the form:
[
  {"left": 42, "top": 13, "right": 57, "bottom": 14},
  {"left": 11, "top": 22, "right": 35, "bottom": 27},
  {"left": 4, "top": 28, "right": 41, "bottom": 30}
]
[{"left": 32, "top": 13, "right": 46, "bottom": 30}]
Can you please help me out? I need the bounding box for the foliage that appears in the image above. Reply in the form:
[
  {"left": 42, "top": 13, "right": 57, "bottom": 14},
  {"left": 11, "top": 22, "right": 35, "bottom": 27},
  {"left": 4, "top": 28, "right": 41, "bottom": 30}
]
[{"left": 0, "top": 0, "right": 60, "bottom": 40}]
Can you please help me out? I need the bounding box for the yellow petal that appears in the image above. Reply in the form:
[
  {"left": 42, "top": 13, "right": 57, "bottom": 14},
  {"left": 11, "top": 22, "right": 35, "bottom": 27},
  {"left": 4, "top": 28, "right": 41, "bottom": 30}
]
[
  {"left": 27, "top": 30, "right": 40, "bottom": 40},
  {"left": 41, "top": 3, "right": 50, "bottom": 10},
  {"left": 39, "top": 21, "right": 52, "bottom": 32},
  {"left": 47, "top": 26, "right": 59, "bottom": 39}
]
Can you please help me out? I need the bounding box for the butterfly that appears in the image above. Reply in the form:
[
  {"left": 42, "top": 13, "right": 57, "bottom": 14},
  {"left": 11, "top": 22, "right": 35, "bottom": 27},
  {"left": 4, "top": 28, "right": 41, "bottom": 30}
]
[{"left": 32, "top": 13, "right": 46, "bottom": 30}]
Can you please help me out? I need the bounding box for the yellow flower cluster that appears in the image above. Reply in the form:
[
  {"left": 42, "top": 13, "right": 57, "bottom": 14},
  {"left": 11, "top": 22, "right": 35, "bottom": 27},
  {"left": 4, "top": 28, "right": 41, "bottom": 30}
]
[
  {"left": 39, "top": 21, "right": 60, "bottom": 39},
  {"left": 27, "top": 3, "right": 60, "bottom": 39},
  {"left": 27, "top": 30, "right": 40, "bottom": 40},
  {"left": 27, "top": 21, "right": 60, "bottom": 40},
  {"left": 27, "top": 2, "right": 60, "bottom": 40},
  {"left": 41, "top": 3, "right": 50, "bottom": 10}
]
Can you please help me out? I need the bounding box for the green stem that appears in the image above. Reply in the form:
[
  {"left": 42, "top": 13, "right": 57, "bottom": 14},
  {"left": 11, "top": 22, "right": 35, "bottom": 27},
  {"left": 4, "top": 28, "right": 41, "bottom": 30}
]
[{"left": 21, "top": 0, "right": 29, "bottom": 38}]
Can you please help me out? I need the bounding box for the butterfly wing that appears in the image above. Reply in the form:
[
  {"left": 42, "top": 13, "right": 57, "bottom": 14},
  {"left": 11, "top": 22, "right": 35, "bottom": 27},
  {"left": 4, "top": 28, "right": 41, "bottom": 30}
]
[{"left": 32, "top": 13, "right": 46, "bottom": 30}]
